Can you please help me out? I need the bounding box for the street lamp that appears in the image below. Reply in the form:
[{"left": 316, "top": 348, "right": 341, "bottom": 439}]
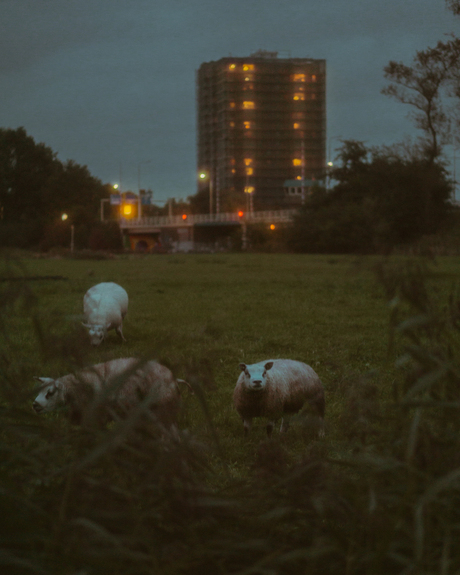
[
  {"left": 101, "top": 184, "right": 120, "bottom": 222},
  {"left": 199, "top": 171, "right": 213, "bottom": 215},
  {"left": 138, "top": 160, "right": 151, "bottom": 221},
  {"left": 452, "top": 147, "right": 459, "bottom": 202},
  {"left": 61, "top": 213, "right": 74, "bottom": 252}
]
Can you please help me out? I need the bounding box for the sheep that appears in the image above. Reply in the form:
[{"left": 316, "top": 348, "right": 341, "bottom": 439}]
[
  {"left": 82, "top": 282, "right": 128, "bottom": 346},
  {"left": 32, "top": 358, "right": 183, "bottom": 428},
  {"left": 233, "top": 359, "right": 325, "bottom": 437}
]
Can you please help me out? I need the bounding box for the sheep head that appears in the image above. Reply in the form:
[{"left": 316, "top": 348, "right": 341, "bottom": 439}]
[
  {"left": 33, "top": 378, "right": 65, "bottom": 413},
  {"left": 82, "top": 322, "right": 108, "bottom": 346},
  {"left": 238, "top": 361, "right": 274, "bottom": 392}
]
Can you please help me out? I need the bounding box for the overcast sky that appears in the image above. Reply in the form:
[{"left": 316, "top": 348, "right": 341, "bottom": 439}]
[{"left": 1, "top": 0, "right": 458, "bottom": 203}]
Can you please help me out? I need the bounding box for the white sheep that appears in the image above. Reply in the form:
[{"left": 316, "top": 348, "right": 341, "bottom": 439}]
[
  {"left": 233, "top": 359, "right": 325, "bottom": 437},
  {"left": 82, "top": 282, "right": 128, "bottom": 346},
  {"left": 32, "top": 358, "right": 183, "bottom": 427}
]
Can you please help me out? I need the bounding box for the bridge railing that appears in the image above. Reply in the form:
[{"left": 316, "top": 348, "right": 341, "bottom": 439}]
[{"left": 120, "top": 209, "right": 298, "bottom": 228}]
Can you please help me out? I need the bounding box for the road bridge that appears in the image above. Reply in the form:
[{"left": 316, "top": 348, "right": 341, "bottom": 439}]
[{"left": 119, "top": 209, "right": 298, "bottom": 251}]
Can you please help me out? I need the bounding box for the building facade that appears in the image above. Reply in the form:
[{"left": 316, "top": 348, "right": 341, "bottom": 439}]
[{"left": 196, "top": 50, "right": 326, "bottom": 212}]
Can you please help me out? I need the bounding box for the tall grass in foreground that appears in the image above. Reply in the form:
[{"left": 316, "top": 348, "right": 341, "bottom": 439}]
[{"left": 2, "top": 254, "right": 460, "bottom": 573}]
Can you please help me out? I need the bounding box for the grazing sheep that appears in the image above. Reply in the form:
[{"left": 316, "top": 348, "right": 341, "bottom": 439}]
[
  {"left": 233, "top": 359, "right": 325, "bottom": 437},
  {"left": 32, "top": 358, "right": 182, "bottom": 427},
  {"left": 82, "top": 282, "right": 128, "bottom": 346}
]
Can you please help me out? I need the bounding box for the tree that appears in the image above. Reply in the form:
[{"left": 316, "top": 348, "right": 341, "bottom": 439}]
[
  {"left": 447, "top": 0, "right": 460, "bottom": 15},
  {"left": 0, "top": 127, "right": 58, "bottom": 223},
  {"left": 0, "top": 127, "right": 110, "bottom": 249},
  {"left": 288, "top": 141, "right": 452, "bottom": 253},
  {"left": 187, "top": 188, "right": 210, "bottom": 214},
  {"left": 382, "top": 2, "right": 460, "bottom": 160},
  {"left": 382, "top": 38, "right": 460, "bottom": 163},
  {"left": 43, "top": 159, "right": 106, "bottom": 225}
]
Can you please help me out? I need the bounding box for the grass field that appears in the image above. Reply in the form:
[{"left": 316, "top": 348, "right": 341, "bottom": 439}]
[
  {"left": 2, "top": 251, "right": 460, "bottom": 573},
  {"left": 2, "top": 253, "right": 460, "bottom": 462},
  {"left": 2, "top": 255, "right": 393, "bottom": 450}
]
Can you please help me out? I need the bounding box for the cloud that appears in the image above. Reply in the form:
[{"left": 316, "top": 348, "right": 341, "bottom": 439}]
[{"left": 0, "top": 0, "right": 458, "bottom": 197}]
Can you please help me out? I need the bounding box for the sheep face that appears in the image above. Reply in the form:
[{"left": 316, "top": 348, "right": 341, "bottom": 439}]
[
  {"left": 238, "top": 361, "right": 274, "bottom": 392},
  {"left": 82, "top": 323, "right": 107, "bottom": 346},
  {"left": 33, "top": 378, "right": 64, "bottom": 414}
]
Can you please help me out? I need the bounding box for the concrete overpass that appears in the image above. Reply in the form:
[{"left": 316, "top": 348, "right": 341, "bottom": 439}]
[{"left": 119, "top": 209, "right": 298, "bottom": 251}]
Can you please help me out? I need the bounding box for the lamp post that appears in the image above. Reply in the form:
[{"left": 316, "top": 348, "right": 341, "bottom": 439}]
[
  {"left": 327, "top": 135, "right": 342, "bottom": 191},
  {"left": 138, "top": 160, "right": 151, "bottom": 221},
  {"left": 326, "top": 161, "right": 334, "bottom": 191},
  {"left": 199, "top": 171, "right": 213, "bottom": 215},
  {"left": 453, "top": 147, "right": 459, "bottom": 202},
  {"left": 101, "top": 184, "right": 119, "bottom": 221},
  {"left": 61, "top": 213, "right": 74, "bottom": 252}
]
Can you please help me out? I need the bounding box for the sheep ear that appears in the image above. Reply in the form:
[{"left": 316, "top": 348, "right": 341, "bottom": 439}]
[
  {"left": 239, "top": 363, "right": 247, "bottom": 372},
  {"left": 34, "top": 377, "right": 54, "bottom": 384},
  {"left": 264, "top": 361, "right": 274, "bottom": 371},
  {"left": 33, "top": 377, "right": 55, "bottom": 388}
]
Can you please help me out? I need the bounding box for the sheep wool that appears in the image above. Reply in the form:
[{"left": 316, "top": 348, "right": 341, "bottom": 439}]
[
  {"left": 233, "top": 359, "right": 325, "bottom": 437},
  {"left": 83, "top": 282, "right": 128, "bottom": 346},
  {"left": 33, "top": 358, "right": 181, "bottom": 427}
]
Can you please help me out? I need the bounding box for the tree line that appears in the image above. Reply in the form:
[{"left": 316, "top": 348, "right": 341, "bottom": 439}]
[
  {"left": 288, "top": 0, "right": 460, "bottom": 253},
  {"left": 0, "top": 127, "right": 121, "bottom": 251}
]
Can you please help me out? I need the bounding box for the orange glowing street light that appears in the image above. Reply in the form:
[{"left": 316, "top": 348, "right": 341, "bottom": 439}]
[{"left": 182, "top": 214, "right": 187, "bottom": 220}]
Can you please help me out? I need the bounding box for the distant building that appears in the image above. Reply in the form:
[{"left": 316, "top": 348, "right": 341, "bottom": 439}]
[{"left": 196, "top": 50, "right": 326, "bottom": 211}]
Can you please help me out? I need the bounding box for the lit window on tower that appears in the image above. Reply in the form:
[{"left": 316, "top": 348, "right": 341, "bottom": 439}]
[
  {"left": 246, "top": 167, "right": 254, "bottom": 175},
  {"left": 312, "top": 74, "right": 317, "bottom": 82},
  {"left": 244, "top": 186, "right": 255, "bottom": 194},
  {"left": 244, "top": 121, "right": 252, "bottom": 129},
  {"left": 293, "top": 123, "right": 300, "bottom": 130},
  {"left": 229, "top": 63, "right": 236, "bottom": 70},
  {"left": 242, "top": 101, "right": 255, "bottom": 109},
  {"left": 244, "top": 158, "right": 253, "bottom": 166},
  {"left": 243, "top": 64, "right": 255, "bottom": 71},
  {"left": 292, "top": 73, "right": 306, "bottom": 82},
  {"left": 293, "top": 93, "right": 305, "bottom": 101},
  {"left": 293, "top": 158, "right": 303, "bottom": 166},
  {"left": 230, "top": 101, "right": 236, "bottom": 108}
]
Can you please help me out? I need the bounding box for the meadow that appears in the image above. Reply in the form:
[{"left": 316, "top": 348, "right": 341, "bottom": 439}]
[{"left": 2, "top": 252, "right": 460, "bottom": 574}]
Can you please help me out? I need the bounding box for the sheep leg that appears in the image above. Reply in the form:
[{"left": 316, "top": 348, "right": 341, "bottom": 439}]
[
  {"left": 280, "top": 417, "right": 290, "bottom": 433},
  {"left": 116, "top": 324, "right": 127, "bottom": 342},
  {"left": 266, "top": 421, "right": 274, "bottom": 437},
  {"left": 243, "top": 418, "right": 252, "bottom": 436}
]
